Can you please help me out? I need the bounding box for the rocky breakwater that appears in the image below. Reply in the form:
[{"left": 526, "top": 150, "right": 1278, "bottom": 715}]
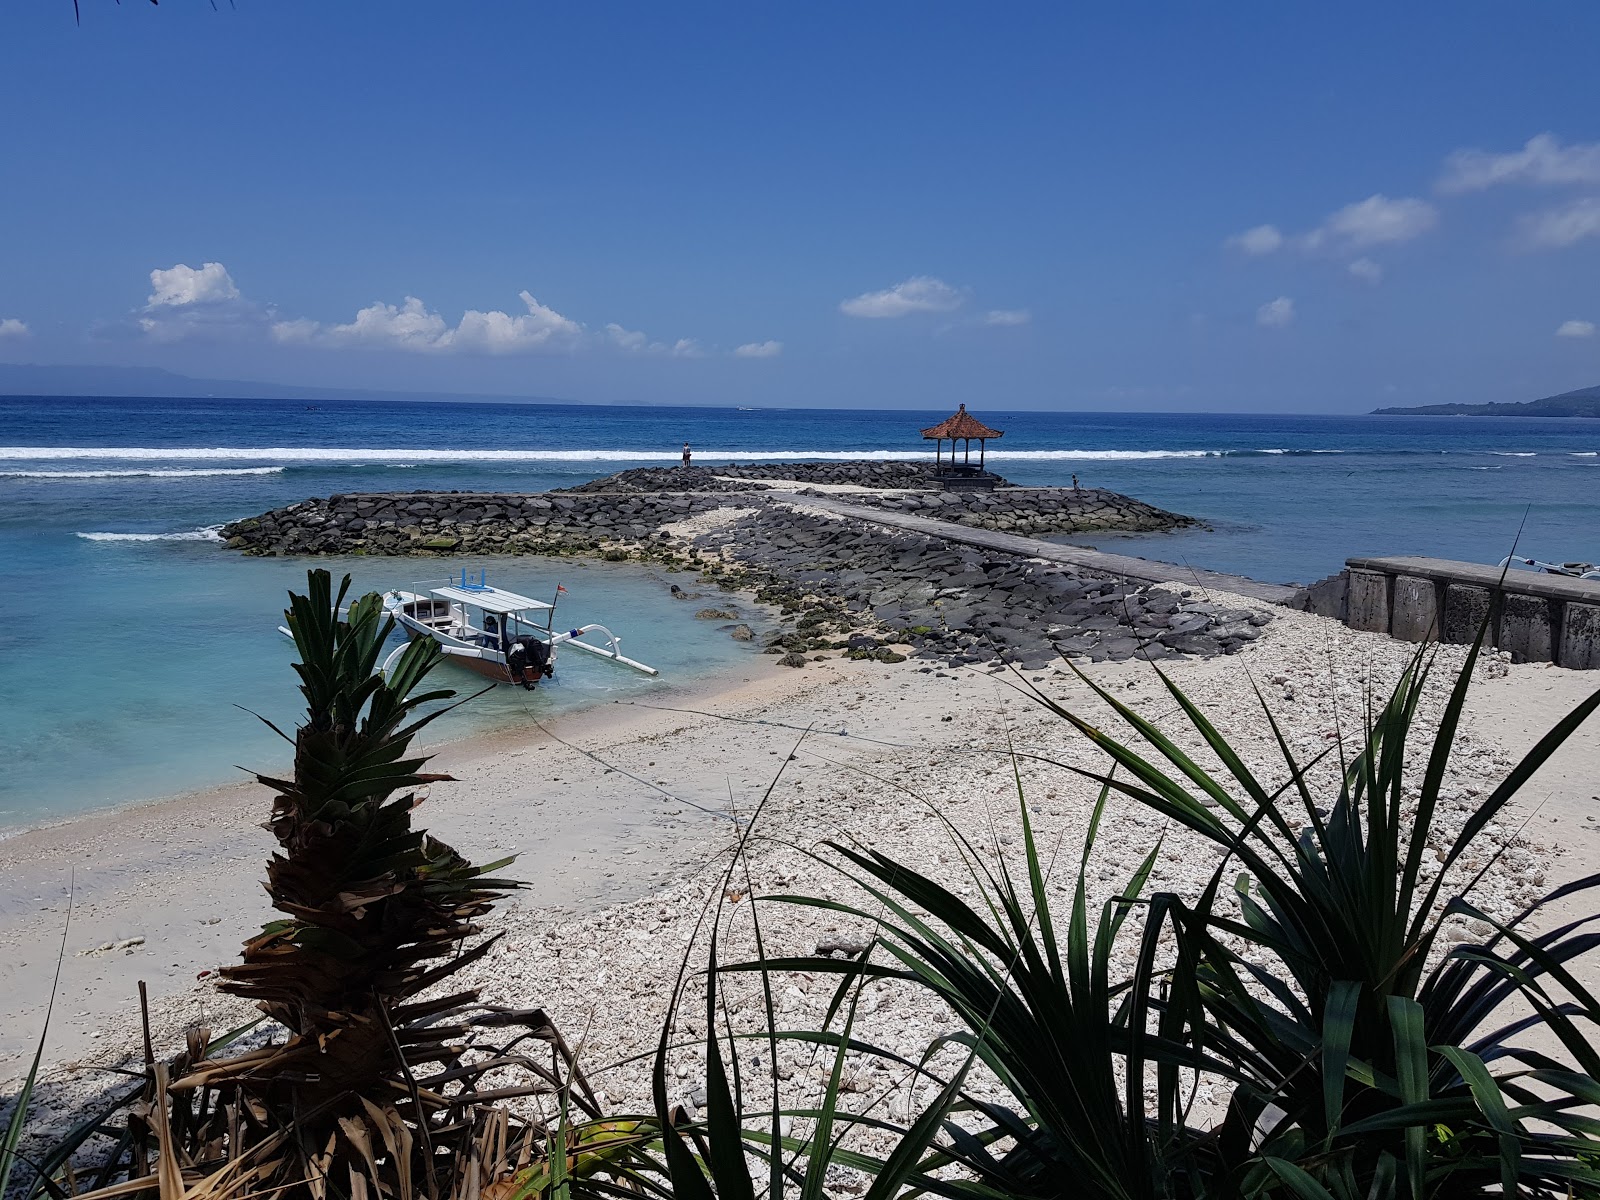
[
  {"left": 816, "top": 485, "right": 1192, "bottom": 536},
  {"left": 556, "top": 460, "right": 944, "bottom": 492},
  {"left": 218, "top": 462, "right": 1257, "bottom": 671},
  {"left": 685, "top": 506, "right": 1269, "bottom": 670},
  {"left": 220, "top": 490, "right": 731, "bottom": 559}
]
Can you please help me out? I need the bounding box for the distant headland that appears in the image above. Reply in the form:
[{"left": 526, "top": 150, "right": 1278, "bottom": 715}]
[{"left": 1374, "top": 383, "right": 1600, "bottom": 418}]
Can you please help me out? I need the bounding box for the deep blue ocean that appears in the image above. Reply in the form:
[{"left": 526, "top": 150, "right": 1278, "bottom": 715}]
[{"left": 2, "top": 394, "right": 1597, "bottom": 827}]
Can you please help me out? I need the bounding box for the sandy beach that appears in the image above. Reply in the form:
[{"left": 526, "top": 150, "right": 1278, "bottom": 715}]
[{"left": 5, "top": 583, "right": 1597, "bottom": 1141}]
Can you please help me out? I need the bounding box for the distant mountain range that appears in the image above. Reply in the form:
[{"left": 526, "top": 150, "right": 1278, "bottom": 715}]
[
  {"left": 1373, "top": 384, "right": 1600, "bottom": 418},
  {"left": 0, "top": 362, "right": 570, "bottom": 406}
]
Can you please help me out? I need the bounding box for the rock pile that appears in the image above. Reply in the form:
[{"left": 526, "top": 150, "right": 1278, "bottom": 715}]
[
  {"left": 216, "top": 463, "right": 1253, "bottom": 669},
  {"left": 220, "top": 478, "right": 1189, "bottom": 560},
  {"left": 814, "top": 486, "right": 1191, "bottom": 536},
  {"left": 556, "top": 467, "right": 774, "bottom": 495},
  {"left": 220, "top": 491, "right": 730, "bottom": 558},
  {"left": 557, "top": 461, "right": 958, "bottom": 492},
  {"left": 690, "top": 507, "right": 1267, "bottom": 668}
]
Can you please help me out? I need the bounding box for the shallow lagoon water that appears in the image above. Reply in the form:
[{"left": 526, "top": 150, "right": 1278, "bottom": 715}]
[{"left": 0, "top": 534, "right": 767, "bottom": 828}]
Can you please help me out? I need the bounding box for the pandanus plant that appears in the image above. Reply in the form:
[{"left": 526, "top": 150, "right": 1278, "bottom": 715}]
[
  {"left": 18, "top": 571, "right": 633, "bottom": 1200},
  {"left": 207, "top": 568, "right": 514, "bottom": 1104}
]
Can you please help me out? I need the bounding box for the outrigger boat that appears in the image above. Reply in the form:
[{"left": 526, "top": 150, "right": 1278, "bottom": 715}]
[
  {"left": 1497, "top": 555, "right": 1600, "bottom": 581},
  {"left": 280, "top": 568, "right": 657, "bottom": 687},
  {"left": 382, "top": 569, "right": 658, "bottom": 686}
]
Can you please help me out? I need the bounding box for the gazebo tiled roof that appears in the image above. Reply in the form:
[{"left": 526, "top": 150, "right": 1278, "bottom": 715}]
[{"left": 921, "top": 403, "right": 1003, "bottom": 441}]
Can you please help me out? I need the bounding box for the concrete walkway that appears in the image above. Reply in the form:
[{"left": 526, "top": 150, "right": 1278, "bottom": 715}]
[{"left": 776, "top": 492, "right": 1299, "bottom": 605}]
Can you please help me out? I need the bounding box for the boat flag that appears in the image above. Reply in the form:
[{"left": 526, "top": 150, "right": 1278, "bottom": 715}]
[{"left": 556, "top": 584, "right": 568, "bottom": 594}]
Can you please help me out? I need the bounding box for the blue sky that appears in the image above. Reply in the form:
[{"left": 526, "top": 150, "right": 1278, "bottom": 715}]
[{"left": 2, "top": 3, "right": 1600, "bottom": 411}]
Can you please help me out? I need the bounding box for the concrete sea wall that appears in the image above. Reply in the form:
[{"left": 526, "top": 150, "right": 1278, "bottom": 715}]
[{"left": 1293, "top": 555, "right": 1600, "bottom": 669}]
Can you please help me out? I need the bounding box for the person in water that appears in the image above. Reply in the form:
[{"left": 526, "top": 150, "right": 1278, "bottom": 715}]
[{"left": 682, "top": 442, "right": 692, "bottom": 467}]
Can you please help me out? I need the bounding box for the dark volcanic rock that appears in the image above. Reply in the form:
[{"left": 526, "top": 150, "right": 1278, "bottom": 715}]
[{"left": 214, "top": 462, "right": 1251, "bottom": 671}]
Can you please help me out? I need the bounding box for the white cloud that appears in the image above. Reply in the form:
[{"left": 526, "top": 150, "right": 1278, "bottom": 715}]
[
  {"left": 137, "top": 260, "right": 263, "bottom": 342},
  {"left": 1556, "top": 319, "right": 1596, "bottom": 339},
  {"left": 279, "top": 291, "right": 583, "bottom": 355},
  {"left": 1438, "top": 133, "right": 1600, "bottom": 194},
  {"left": 1257, "top": 296, "right": 1295, "bottom": 328},
  {"left": 605, "top": 323, "right": 649, "bottom": 351},
  {"left": 839, "top": 275, "right": 964, "bottom": 318},
  {"left": 1347, "top": 257, "right": 1384, "bottom": 284},
  {"left": 1304, "top": 194, "right": 1437, "bottom": 251},
  {"left": 602, "top": 323, "right": 714, "bottom": 358},
  {"left": 1226, "top": 224, "right": 1284, "bottom": 256},
  {"left": 147, "top": 262, "right": 240, "bottom": 307},
  {"left": 268, "top": 317, "right": 320, "bottom": 344},
  {"left": 0, "top": 317, "right": 30, "bottom": 339},
  {"left": 1228, "top": 197, "right": 1435, "bottom": 267},
  {"left": 1516, "top": 197, "right": 1600, "bottom": 249},
  {"left": 733, "top": 340, "right": 783, "bottom": 358},
  {"left": 309, "top": 296, "right": 449, "bottom": 349},
  {"left": 449, "top": 291, "right": 582, "bottom": 353},
  {"left": 981, "top": 309, "right": 1031, "bottom": 326}
]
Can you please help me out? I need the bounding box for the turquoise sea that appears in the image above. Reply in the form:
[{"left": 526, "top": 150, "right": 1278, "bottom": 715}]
[{"left": 2, "top": 394, "right": 1597, "bottom": 827}]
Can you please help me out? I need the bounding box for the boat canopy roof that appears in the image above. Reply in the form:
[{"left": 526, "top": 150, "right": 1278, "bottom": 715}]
[{"left": 429, "top": 584, "right": 552, "bottom": 614}]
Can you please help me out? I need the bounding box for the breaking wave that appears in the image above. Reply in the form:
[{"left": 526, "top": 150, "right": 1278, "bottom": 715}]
[
  {"left": 1, "top": 466, "right": 285, "bottom": 479},
  {"left": 0, "top": 445, "right": 1350, "bottom": 464},
  {"left": 76, "top": 526, "right": 225, "bottom": 543}
]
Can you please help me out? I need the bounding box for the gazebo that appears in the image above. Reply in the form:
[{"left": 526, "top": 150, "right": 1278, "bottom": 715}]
[{"left": 921, "top": 403, "right": 1004, "bottom": 483}]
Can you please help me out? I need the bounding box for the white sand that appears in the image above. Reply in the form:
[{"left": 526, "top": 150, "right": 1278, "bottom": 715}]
[{"left": 4, "top": 589, "right": 1597, "bottom": 1146}]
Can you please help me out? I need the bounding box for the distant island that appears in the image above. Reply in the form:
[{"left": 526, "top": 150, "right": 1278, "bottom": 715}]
[{"left": 1374, "top": 383, "right": 1600, "bottom": 418}]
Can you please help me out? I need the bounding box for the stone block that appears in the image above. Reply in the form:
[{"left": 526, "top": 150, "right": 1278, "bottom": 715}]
[
  {"left": 1347, "top": 570, "right": 1391, "bottom": 634},
  {"left": 1497, "top": 593, "right": 1555, "bottom": 664},
  {"left": 1441, "top": 583, "right": 1493, "bottom": 644},
  {"left": 1292, "top": 571, "right": 1348, "bottom": 621},
  {"left": 1390, "top": 575, "right": 1439, "bottom": 642},
  {"left": 1559, "top": 601, "right": 1600, "bottom": 670}
]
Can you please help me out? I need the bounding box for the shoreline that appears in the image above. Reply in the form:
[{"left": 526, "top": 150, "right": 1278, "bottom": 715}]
[
  {"left": 0, "top": 649, "right": 810, "bottom": 1072},
  {"left": 6, "top": 588, "right": 1597, "bottom": 1130}
]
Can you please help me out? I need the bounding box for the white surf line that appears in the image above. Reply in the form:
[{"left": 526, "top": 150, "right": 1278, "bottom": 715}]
[{"left": 0, "top": 445, "right": 1344, "bottom": 463}]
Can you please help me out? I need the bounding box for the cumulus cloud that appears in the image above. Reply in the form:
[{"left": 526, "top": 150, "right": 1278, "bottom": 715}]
[
  {"left": 1515, "top": 197, "right": 1600, "bottom": 249},
  {"left": 605, "top": 323, "right": 649, "bottom": 351},
  {"left": 1226, "top": 224, "right": 1284, "bottom": 256},
  {"left": 1257, "top": 296, "right": 1295, "bottom": 328},
  {"left": 147, "top": 261, "right": 241, "bottom": 307},
  {"left": 1303, "top": 195, "right": 1437, "bottom": 251},
  {"left": 137, "top": 261, "right": 264, "bottom": 342},
  {"left": 131, "top": 262, "right": 714, "bottom": 359},
  {"left": 277, "top": 291, "right": 584, "bottom": 354},
  {"left": 1438, "top": 133, "right": 1600, "bottom": 194},
  {"left": 1233, "top": 196, "right": 1437, "bottom": 261},
  {"left": 1556, "top": 319, "right": 1596, "bottom": 339},
  {"left": 980, "top": 309, "right": 1031, "bottom": 326},
  {"left": 0, "top": 317, "right": 30, "bottom": 339},
  {"left": 1347, "top": 257, "right": 1384, "bottom": 284},
  {"left": 839, "top": 275, "right": 964, "bottom": 318},
  {"left": 603, "top": 324, "right": 711, "bottom": 358},
  {"left": 733, "top": 340, "right": 783, "bottom": 358}
]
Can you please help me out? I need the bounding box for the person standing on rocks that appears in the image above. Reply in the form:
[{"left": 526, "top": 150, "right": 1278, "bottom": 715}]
[
  {"left": 1072, "top": 473, "right": 1080, "bottom": 491},
  {"left": 682, "top": 442, "right": 692, "bottom": 468}
]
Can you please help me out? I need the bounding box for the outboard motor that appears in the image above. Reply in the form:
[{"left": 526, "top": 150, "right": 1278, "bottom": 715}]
[{"left": 505, "top": 637, "right": 554, "bottom": 689}]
